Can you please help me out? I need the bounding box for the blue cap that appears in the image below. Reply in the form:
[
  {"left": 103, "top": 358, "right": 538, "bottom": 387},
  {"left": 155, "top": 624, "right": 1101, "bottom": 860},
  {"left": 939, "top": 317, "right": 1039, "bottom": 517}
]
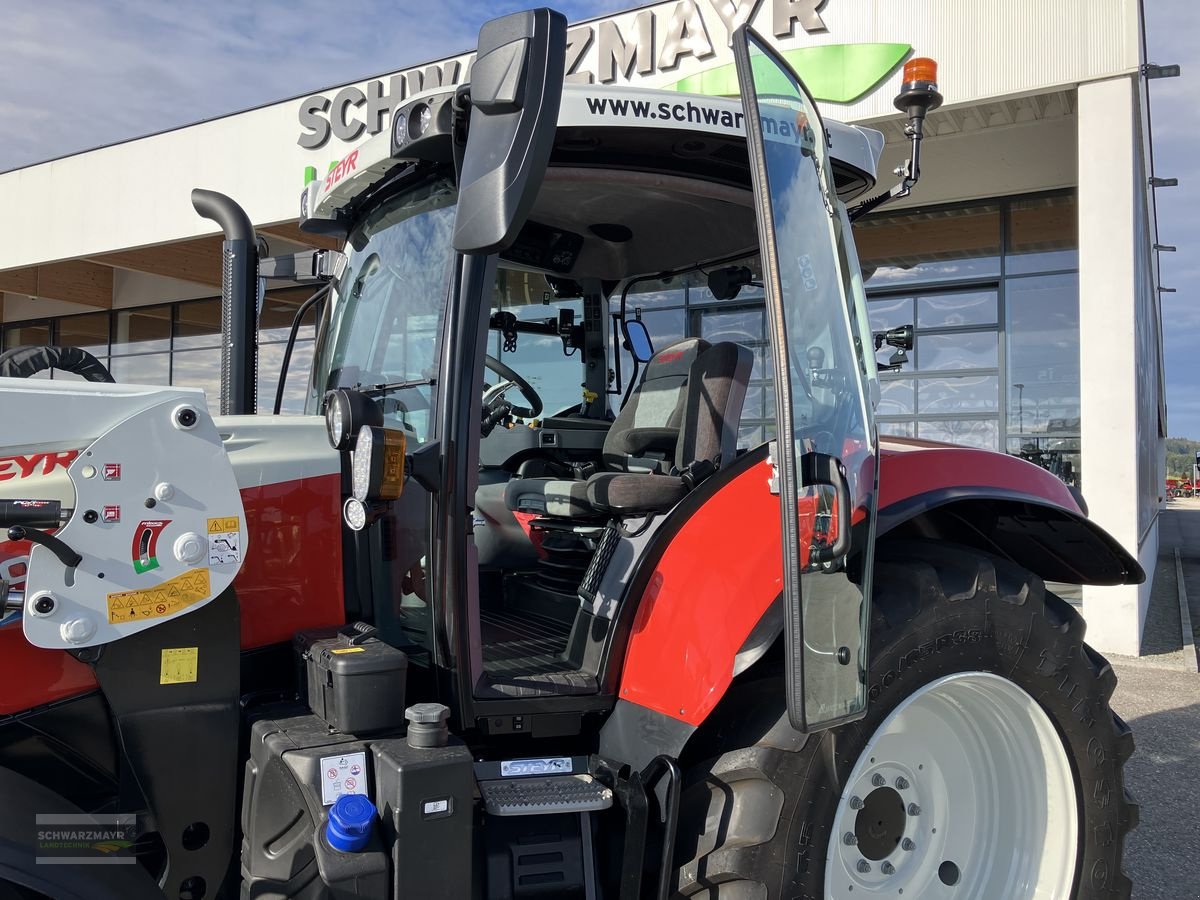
[{"left": 326, "top": 794, "right": 376, "bottom": 852}]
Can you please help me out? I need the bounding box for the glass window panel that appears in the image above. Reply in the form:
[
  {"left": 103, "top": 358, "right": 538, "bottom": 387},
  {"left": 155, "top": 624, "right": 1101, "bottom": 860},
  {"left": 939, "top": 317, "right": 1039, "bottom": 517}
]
[
  {"left": 110, "top": 353, "right": 170, "bottom": 385},
  {"left": 1006, "top": 436, "right": 1081, "bottom": 487},
  {"left": 878, "top": 420, "right": 915, "bottom": 438},
  {"left": 917, "top": 291, "right": 997, "bottom": 328},
  {"left": 640, "top": 308, "right": 686, "bottom": 352},
  {"left": 1007, "top": 194, "right": 1078, "bottom": 275},
  {"left": 699, "top": 309, "right": 763, "bottom": 343},
  {"left": 113, "top": 306, "right": 171, "bottom": 356},
  {"left": 918, "top": 375, "right": 999, "bottom": 413},
  {"left": 742, "top": 384, "right": 764, "bottom": 418},
  {"left": 877, "top": 378, "right": 914, "bottom": 415},
  {"left": 171, "top": 348, "right": 222, "bottom": 408},
  {"left": 258, "top": 341, "right": 315, "bottom": 415},
  {"left": 918, "top": 332, "right": 997, "bottom": 371},
  {"left": 918, "top": 418, "right": 999, "bottom": 451},
  {"left": 867, "top": 296, "right": 913, "bottom": 331},
  {"left": 739, "top": 422, "right": 766, "bottom": 449},
  {"left": 3, "top": 322, "right": 50, "bottom": 350},
  {"left": 623, "top": 277, "right": 686, "bottom": 310},
  {"left": 1006, "top": 273, "right": 1079, "bottom": 434},
  {"left": 57, "top": 313, "right": 110, "bottom": 356},
  {"left": 261, "top": 290, "right": 319, "bottom": 344},
  {"left": 857, "top": 203, "right": 1001, "bottom": 286},
  {"left": 174, "top": 299, "right": 223, "bottom": 350}
]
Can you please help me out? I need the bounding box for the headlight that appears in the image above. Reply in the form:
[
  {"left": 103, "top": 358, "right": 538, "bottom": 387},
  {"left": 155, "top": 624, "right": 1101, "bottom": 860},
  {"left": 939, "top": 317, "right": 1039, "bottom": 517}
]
[
  {"left": 409, "top": 103, "right": 432, "bottom": 140},
  {"left": 324, "top": 389, "right": 382, "bottom": 451},
  {"left": 351, "top": 425, "right": 407, "bottom": 502}
]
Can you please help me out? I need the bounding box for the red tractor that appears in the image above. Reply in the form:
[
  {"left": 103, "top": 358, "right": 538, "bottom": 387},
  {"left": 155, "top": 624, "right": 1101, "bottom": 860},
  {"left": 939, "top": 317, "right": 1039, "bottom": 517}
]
[{"left": 0, "top": 10, "right": 1139, "bottom": 899}]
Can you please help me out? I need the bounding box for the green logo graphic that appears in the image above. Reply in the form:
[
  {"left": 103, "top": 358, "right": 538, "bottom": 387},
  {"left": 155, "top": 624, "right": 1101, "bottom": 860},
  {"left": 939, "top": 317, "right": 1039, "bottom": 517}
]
[{"left": 667, "top": 42, "right": 912, "bottom": 103}]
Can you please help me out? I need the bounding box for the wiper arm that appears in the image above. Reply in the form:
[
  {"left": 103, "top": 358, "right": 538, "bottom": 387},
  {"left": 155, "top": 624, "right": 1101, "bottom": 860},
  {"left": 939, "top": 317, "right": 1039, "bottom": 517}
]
[{"left": 356, "top": 378, "right": 436, "bottom": 397}]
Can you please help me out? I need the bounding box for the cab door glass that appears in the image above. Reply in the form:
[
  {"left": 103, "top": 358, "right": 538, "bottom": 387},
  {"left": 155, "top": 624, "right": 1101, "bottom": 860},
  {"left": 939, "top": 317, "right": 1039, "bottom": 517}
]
[{"left": 734, "top": 29, "right": 879, "bottom": 730}]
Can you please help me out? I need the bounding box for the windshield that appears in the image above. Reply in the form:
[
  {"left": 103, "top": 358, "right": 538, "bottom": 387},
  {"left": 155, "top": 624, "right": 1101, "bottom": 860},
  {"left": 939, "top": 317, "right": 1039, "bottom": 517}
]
[{"left": 309, "top": 177, "right": 458, "bottom": 444}]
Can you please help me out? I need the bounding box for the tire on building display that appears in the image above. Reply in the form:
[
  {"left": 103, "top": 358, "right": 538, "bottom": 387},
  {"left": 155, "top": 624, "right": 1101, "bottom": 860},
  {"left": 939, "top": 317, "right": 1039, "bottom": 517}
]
[
  {"left": 672, "top": 540, "right": 1137, "bottom": 900},
  {"left": 0, "top": 345, "right": 114, "bottom": 382}
]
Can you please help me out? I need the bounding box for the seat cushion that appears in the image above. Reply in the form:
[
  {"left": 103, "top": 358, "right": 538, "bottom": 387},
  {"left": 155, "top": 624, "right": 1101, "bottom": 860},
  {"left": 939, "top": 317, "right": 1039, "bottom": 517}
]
[
  {"left": 504, "top": 477, "right": 595, "bottom": 518},
  {"left": 585, "top": 472, "right": 687, "bottom": 516}
]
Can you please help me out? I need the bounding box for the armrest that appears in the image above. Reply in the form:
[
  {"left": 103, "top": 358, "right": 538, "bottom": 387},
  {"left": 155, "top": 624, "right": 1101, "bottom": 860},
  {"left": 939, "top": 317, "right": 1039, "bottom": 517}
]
[{"left": 586, "top": 473, "right": 687, "bottom": 515}]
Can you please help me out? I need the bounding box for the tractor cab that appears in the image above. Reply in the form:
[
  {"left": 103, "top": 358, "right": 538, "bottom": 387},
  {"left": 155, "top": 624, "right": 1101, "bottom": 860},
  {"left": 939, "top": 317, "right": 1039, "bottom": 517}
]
[{"left": 300, "top": 17, "right": 898, "bottom": 737}]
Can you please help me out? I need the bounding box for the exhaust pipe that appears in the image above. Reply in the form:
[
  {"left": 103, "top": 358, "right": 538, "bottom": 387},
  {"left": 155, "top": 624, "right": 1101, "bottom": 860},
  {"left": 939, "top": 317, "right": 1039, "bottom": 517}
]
[{"left": 192, "top": 189, "right": 258, "bottom": 415}]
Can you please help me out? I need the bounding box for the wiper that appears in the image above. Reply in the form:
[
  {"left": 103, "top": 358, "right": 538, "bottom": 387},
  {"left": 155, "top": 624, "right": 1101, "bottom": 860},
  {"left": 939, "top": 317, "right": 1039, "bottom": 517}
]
[{"left": 356, "top": 378, "right": 436, "bottom": 397}]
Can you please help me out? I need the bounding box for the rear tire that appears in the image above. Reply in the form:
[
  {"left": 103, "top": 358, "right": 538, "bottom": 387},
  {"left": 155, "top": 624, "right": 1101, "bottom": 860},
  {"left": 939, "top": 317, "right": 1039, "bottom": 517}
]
[{"left": 672, "top": 541, "right": 1137, "bottom": 899}]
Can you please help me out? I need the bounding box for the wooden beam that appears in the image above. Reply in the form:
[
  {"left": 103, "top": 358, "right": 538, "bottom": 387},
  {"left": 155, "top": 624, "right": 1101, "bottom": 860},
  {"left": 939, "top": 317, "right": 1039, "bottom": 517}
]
[
  {"left": 259, "top": 222, "right": 343, "bottom": 252},
  {"left": 0, "top": 267, "right": 39, "bottom": 296},
  {"left": 0, "top": 261, "right": 113, "bottom": 307},
  {"left": 87, "top": 236, "right": 225, "bottom": 287}
]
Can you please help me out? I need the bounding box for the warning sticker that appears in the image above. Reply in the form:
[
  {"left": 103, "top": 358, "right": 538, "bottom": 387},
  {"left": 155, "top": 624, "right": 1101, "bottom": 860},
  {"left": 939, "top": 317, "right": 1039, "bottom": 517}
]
[
  {"left": 207, "top": 516, "right": 240, "bottom": 534},
  {"left": 320, "top": 750, "right": 368, "bottom": 806},
  {"left": 207, "top": 517, "right": 241, "bottom": 566},
  {"left": 160, "top": 647, "right": 199, "bottom": 684},
  {"left": 331, "top": 647, "right": 366, "bottom": 654},
  {"left": 106, "top": 569, "right": 211, "bottom": 624}
]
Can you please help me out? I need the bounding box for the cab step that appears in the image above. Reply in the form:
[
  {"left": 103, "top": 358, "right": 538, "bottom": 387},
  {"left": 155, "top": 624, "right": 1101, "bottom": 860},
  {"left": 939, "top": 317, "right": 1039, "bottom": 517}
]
[{"left": 479, "top": 773, "right": 613, "bottom": 816}]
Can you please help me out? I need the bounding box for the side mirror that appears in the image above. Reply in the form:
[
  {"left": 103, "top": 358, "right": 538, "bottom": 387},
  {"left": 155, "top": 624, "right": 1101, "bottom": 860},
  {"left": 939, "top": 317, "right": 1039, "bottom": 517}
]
[
  {"left": 452, "top": 8, "right": 567, "bottom": 254},
  {"left": 623, "top": 320, "right": 654, "bottom": 363}
]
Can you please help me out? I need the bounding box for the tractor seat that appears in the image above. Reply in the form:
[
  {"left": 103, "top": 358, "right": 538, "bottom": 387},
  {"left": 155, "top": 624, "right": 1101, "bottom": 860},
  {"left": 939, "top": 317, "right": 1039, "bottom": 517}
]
[{"left": 504, "top": 338, "right": 752, "bottom": 519}]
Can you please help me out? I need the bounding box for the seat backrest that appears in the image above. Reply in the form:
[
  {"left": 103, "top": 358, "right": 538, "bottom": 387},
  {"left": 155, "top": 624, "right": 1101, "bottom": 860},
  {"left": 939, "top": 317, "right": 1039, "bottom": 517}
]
[
  {"left": 676, "top": 341, "right": 753, "bottom": 472},
  {"left": 601, "top": 338, "right": 709, "bottom": 472}
]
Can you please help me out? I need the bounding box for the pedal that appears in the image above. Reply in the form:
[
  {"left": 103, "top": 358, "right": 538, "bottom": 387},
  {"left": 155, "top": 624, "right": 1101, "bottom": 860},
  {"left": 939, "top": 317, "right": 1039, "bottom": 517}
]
[{"left": 479, "top": 774, "right": 613, "bottom": 816}]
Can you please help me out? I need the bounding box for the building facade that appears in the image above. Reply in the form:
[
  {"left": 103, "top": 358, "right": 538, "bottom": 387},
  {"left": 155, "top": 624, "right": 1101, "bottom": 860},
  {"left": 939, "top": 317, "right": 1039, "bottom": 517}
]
[{"left": 0, "top": 0, "right": 1166, "bottom": 654}]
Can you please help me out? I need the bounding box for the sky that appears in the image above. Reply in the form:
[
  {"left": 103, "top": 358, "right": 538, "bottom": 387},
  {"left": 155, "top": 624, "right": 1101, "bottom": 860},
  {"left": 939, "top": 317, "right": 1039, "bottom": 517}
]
[{"left": 1, "top": 0, "right": 1197, "bottom": 435}]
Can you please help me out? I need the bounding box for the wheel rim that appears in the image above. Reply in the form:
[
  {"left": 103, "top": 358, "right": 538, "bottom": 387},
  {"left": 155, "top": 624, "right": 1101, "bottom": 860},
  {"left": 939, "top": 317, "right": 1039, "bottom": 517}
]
[{"left": 825, "top": 671, "right": 1078, "bottom": 899}]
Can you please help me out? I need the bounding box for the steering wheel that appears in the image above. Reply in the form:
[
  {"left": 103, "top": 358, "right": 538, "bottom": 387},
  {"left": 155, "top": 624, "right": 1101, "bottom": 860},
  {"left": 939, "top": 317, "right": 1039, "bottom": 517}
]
[{"left": 483, "top": 354, "right": 543, "bottom": 421}]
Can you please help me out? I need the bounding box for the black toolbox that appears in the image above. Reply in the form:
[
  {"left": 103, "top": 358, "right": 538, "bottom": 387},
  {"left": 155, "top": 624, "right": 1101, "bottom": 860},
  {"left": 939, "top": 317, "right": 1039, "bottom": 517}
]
[{"left": 301, "top": 623, "right": 408, "bottom": 733}]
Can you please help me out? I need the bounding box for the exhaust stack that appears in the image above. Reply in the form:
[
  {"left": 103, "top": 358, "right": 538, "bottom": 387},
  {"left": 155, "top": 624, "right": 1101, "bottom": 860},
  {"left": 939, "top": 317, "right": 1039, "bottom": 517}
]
[{"left": 192, "top": 189, "right": 259, "bottom": 415}]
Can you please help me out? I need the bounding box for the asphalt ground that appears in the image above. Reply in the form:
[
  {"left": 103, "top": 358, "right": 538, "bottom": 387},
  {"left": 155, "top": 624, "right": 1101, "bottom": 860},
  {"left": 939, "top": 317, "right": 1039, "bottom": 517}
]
[{"left": 1107, "top": 500, "right": 1200, "bottom": 900}]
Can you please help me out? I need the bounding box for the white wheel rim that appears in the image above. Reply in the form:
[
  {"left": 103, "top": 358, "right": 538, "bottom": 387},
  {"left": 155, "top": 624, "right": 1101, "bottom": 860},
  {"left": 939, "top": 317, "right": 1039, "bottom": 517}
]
[{"left": 825, "top": 671, "right": 1078, "bottom": 899}]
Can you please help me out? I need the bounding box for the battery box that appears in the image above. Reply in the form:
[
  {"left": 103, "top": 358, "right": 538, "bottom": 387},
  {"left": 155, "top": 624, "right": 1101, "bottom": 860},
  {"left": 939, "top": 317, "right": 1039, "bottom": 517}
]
[{"left": 301, "top": 624, "right": 408, "bottom": 734}]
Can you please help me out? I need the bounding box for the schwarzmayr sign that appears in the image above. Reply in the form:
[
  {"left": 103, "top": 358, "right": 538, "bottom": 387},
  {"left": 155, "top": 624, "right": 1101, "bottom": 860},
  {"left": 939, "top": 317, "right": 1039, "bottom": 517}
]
[{"left": 297, "top": 0, "right": 839, "bottom": 150}]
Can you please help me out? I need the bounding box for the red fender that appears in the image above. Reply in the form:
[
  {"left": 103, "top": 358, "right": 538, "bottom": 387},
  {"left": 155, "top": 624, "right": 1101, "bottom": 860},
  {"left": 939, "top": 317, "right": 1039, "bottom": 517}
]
[{"left": 618, "top": 438, "right": 1139, "bottom": 727}]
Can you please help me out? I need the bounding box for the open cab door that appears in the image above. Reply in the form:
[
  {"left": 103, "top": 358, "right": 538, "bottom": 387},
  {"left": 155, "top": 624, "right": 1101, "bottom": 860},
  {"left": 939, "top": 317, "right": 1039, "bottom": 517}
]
[{"left": 732, "top": 27, "right": 879, "bottom": 732}]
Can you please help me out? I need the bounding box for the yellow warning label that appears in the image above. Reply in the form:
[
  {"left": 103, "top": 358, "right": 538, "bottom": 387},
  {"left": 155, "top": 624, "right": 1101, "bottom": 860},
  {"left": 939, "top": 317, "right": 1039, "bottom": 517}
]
[
  {"left": 106, "top": 569, "right": 211, "bottom": 625},
  {"left": 330, "top": 647, "right": 366, "bottom": 654},
  {"left": 207, "top": 516, "right": 240, "bottom": 534},
  {"left": 160, "top": 647, "right": 199, "bottom": 684}
]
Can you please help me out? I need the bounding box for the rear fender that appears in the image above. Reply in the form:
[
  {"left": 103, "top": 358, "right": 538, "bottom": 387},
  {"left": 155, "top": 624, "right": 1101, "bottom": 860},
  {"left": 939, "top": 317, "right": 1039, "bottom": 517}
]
[
  {"left": 613, "top": 440, "right": 1141, "bottom": 742},
  {"left": 874, "top": 440, "right": 1143, "bottom": 586}
]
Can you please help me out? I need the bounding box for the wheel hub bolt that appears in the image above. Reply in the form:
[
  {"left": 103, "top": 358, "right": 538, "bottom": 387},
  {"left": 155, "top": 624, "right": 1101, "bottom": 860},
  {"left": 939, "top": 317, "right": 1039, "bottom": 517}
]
[
  {"left": 895, "top": 776, "right": 910, "bottom": 790},
  {"left": 881, "top": 862, "right": 896, "bottom": 875},
  {"left": 843, "top": 832, "right": 857, "bottom": 846},
  {"left": 902, "top": 838, "right": 916, "bottom": 852},
  {"left": 856, "top": 860, "right": 871, "bottom": 874},
  {"left": 908, "top": 803, "right": 921, "bottom": 816},
  {"left": 849, "top": 796, "right": 864, "bottom": 810},
  {"left": 871, "top": 773, "right": 886, "bottom": 787}
]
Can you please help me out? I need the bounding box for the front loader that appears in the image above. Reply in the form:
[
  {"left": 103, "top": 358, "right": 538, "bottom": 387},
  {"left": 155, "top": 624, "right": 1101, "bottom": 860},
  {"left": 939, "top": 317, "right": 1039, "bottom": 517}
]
[{"left": 0, "top": 9, "right": 1140, "bottom": 900}]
